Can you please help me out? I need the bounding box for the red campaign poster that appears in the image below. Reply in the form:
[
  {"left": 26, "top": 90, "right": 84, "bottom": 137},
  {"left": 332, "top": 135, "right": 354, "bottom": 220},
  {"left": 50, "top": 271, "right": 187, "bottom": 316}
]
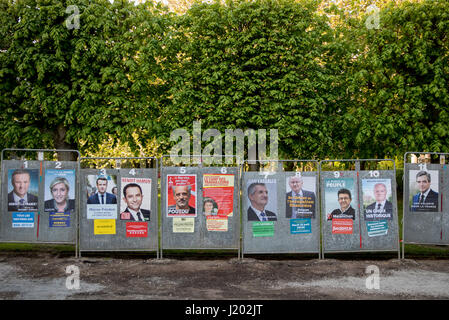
[
  {"left": 332, "top": 219, "right": 353, "bottom": 234},
  {"left": 202, "top": 174, "right": 234, "bottom": 217},
  {"left": 166, "top": 174, "right": 197, "bottom": 217},
  {"left": 126, "top": 222, "right": 148, "bottom": 238}
]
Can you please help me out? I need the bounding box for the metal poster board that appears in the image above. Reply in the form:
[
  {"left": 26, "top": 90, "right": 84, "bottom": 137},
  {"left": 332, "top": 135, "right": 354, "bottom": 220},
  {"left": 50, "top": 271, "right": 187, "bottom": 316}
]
[
  {"left": 403, "top": 152, "right": 449, "bottom": 258},
  {"left": 320, "top": 159, "right": 400, "bottom": 258},
  {"left": 160, "top": 155, "right": 240, "bottom": 258},
  {"left": 241, "top": 160, "right": 320, "bottom": 257},
  {"left": 79, "top": 157, "right": 158, "bottom": 257},
  {"left": 1, "top": 148, "right": 80, "bottom": 255}
]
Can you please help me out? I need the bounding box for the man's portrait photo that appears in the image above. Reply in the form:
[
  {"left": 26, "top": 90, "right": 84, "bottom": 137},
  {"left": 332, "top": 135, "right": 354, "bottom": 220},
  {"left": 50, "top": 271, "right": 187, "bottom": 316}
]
[
  {"left": 87, "top": 176, "right": 117, "bottom": 205},
  {"left": 410, "top": 170, "right": 439, "bottom": 212},
  {"left": 166, "top": 174, "right": 197, "bottom": 217},
  {"left": 285, "top": 175, "right": 316, "bottom": 219},
  {"left": 7, "top": 169, "right": 39, "bottom": 212},
  {"left": 362, "top": 179, "right": 393, "bottom": 220},
  {"left": 247, "top": 180, "right": 277, "bottom": 222},
  {"left": 327, "top": 188, "right": 356, "bottom": 220},
  {"left": 120, "top": 182, "right": 151, "bottom": 222}
]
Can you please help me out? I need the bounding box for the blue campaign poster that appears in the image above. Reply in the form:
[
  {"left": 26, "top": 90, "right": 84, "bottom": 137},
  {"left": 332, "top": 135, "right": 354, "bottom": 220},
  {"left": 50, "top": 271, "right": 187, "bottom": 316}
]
[{"left": 290, "top": 218, "right": 312, "bottom": 234}]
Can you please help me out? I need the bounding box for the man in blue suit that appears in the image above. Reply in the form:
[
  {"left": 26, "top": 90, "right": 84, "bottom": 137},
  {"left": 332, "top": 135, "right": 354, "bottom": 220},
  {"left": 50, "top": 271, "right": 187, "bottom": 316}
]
[
  {"left": 87, "top": 177, "right": 117, "bottom": 204},
  {"left": 411, "top": 171, "right": 438, "bottom": 212}
]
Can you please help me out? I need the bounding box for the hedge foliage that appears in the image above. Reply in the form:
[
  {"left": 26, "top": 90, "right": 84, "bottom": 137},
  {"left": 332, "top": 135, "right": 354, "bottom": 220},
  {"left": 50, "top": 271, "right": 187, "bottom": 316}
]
[{"left": 1, "top": 0, "right": 448, "bottom": 160}]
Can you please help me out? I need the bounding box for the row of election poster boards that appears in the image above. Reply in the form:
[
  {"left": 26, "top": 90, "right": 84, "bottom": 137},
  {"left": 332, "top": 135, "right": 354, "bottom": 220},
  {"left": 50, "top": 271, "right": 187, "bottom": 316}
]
[
  {"left": 403, "top": 152, "right": 449, "bottom": 257},
  {"left": 0, "top": 149, "right": 80, "bottom": 251},
  {"left": 2, "top": 149, "right": 447, "bottom": 258},
  {"left": 241, "top": 160, "right": 400, "bottom": 258}
]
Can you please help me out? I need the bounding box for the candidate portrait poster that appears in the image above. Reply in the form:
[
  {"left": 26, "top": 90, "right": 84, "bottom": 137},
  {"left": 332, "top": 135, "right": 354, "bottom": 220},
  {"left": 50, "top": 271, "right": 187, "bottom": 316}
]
[
  {"left": 44, "top": 169, "right": 76, "bottom": 228},
  {"left": 362, "top": 178, "right": 393, "bottom": 221},
  {"left": 120, "top": 177, "right": 152, "bottom": 222},
  {"left": 324, "top": 178, "right": 357, "bottom": 234},
  {"left": 285, "top": 174, "right": 316, "bottom": 219},
  {"left": 202, "top": 174, "right": 234, "bottom": 217},
  {"left": 166, "top": 174, "right": 197, "bottom": 217},
  {"left": 246, "top": 178, "right": 277, "bottom": 222},
  {"left": 7, "top": 169, "right": 39, "bottom": 212},
  {"left": 408, "top": 170, "right": 439, "bottom": 212},
  {"left": 324, "top": 177, "right": 357, "bottom": 219},
  {"left": 86, "top": 174, "right": 118, "bottom": 219}
]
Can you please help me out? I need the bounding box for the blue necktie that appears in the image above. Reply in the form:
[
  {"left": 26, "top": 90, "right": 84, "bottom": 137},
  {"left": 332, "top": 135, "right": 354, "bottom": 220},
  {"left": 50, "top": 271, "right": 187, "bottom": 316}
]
[
  {"left": 101, "top": 195, "right": 104, "bottom": 204},
  {"left": 260, "top": 211, "right": 268, "bottom": 221}
]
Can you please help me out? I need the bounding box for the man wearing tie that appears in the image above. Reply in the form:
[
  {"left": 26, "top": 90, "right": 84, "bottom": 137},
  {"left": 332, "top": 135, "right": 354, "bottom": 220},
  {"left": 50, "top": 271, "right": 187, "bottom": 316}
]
[
  {"left": 7, "top": 169, "right": 38, "bottom": 211},
  {"left": 87, "top": 177, "right": 117, "bottom": 205},
  {"left": 411, "top": 171, "right": 439, "bottom": 212},
  {"left": 286, "top": 175, "right": 316, "bottom": 219},
  {"left": 247, "top": 182, "right": 277, "bottom": 221},
  {"left": 364, "top": 182, "right": 393, "bottom": 220},
  {"left": 120, "top": 183, "right": 150, "bottom": 221}
]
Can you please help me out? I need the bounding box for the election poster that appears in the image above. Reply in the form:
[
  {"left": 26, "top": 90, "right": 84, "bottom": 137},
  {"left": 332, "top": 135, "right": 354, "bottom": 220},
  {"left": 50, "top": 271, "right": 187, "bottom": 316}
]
[
  {"left": 366, "top": 220, "right": 389, "bottom": 237},
  {"left": 173, "top": 217, "right": 195, "bottom": 233},
  {"left": 324, "top": 178, "right": 357, "bottom": 221},
  {"left": 126, "top": 222, "right": 148, "bottom": 238},
  {"left": 290, "top": 218, "right": 312, "bottom": 234},
  {"left": 408, "top": 170, "right": 439, "bottom": 212},
  {"left": 285, "top": 174, "right": 316, "bottom": 219},
  {"left": 12, "top": 212, "right": 34, "bottom": 228},
  {"left": 94, "top": 219, "right": 116, "bottom": 235},
  {"left": 202, "top": 174, "right": 234, "bottom": 217},
  {"left": 252, "top": 221, "right": 275, "bottom": 237},
  {"left": 206, "top": 215, "right": 228, "bottom": 232},
  {"left": 166, "top": 174, "right": 197, "bottom": 217},
  {"left": 362, "top": 179, "right": 393, "bottom": 221},
  {"left": 7, "top": 169, "right": 39, "bottom": 212},
  {"left": 120, "top": 177, "right": 151, "bottom": 222},
  {"left": 332, "top": 219, "right": 353, "bottom": 234},
  {"left": 86, "top": 174, "right": 118, "bottom": 219},
  {"left": 246, "top": 178, "right": 277, "bottom": 222}
]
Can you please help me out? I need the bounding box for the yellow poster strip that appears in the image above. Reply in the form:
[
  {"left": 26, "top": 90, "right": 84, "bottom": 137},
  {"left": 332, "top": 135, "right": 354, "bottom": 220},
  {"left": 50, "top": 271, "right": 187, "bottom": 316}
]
[{"left": 94, "top": 219, "right": 116, "bottom": 235}]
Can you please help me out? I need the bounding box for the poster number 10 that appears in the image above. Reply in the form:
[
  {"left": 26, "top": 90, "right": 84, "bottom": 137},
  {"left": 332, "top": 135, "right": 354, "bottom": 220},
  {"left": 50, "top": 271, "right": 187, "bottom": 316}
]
[{"left": 369, "top": 170, "right": 380, "bottom": 178}]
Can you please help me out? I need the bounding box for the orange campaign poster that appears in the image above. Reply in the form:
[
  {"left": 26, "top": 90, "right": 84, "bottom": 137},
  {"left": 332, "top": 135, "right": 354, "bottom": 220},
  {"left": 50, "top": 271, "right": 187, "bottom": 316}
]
[
  {"left": 332, "top": 219, "right": 353, "bottom": 234},
  {"left": 166, "top": 174, "right": 197, "bottom": 217},
  {"left": 202, "top": 174, "right": 234, "bottom": 217},
  {"left": 206, "top": 215, "right": 228, "bottom": 232}
]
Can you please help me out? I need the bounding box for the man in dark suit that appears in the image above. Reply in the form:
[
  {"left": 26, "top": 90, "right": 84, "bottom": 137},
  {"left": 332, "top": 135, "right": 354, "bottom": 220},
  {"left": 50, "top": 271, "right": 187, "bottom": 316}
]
[
  {"left": 364, "top": 182, "right": 393, "bottom": 220},
  {"left": 87, "top": 177, "right": 117, "bottom": 204},
  {"left": 247, "top": 182, "right": 277, "bottom": 221},
  {"left": 411, "top": 171, "right": 438, "bottom": 212},
  {"left": 7, "top": 169, "right": 38, "bottom": 211},
  {"left": 327, "top": 188, "right": 355, "bottom": 220},
  {"left": 286, "top": 175, "right": 316, "bottom": 218},
  {"left": 120, "top": 183, "right": 150, "bottom": 221}
]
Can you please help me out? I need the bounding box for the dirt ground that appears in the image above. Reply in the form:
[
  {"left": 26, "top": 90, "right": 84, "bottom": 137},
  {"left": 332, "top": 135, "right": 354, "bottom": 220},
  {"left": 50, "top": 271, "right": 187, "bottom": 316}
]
[{"left": 1, "top": 250, "right": 449, "bottom": 301}]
